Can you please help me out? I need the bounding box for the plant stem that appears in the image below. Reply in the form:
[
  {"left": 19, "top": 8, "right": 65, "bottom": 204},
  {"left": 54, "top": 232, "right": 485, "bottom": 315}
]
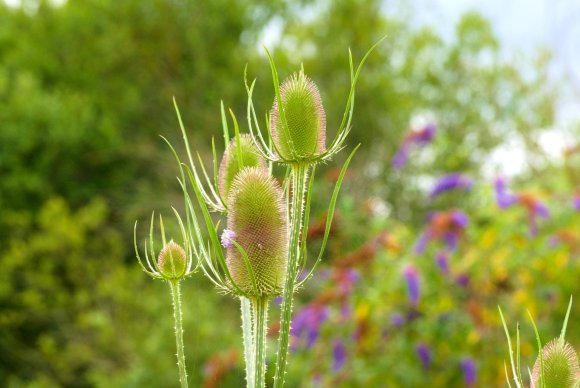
[
  {"left": 169, "top": 280, "right": 188, "bottom": 388},
  {"left": 240, "top": 296, "right": 255, "bottom": 388},
  {"left": 252, "top": 296, "right": 269, "bottom": 388},
  {"left": 274, "top": 163, "right": 309, "bottom": 388}
]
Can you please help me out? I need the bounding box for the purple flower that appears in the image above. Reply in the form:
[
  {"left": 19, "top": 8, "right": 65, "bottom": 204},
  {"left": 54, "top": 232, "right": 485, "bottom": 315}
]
[
  {"left": 460, "top": 357, "right": 477, "bottom": 386},
  {"left": 450, "top": 210, "right": 469, "bottom": 228},
  {"left": 494, "top": 176, "right": 518, "bottom": 208},
  {"left": 533, "top": 201, "right": 550, "bottom": 219},
  {"left": 415, "top": 343, "right": 432, "bottom": 369},
  {"left": 390, "top": 313, "right": 405, "bottom": 328},
  {"left": 220, "top": 229, "right": 236, "bottom": 248},
  {"left": 429, "top": 173, "right": 473, "bottom": 199},
  {"left": 415, "top": 123, "right": 437, "bottom": 144},
  {"left": 392, "top": 144, "right": 410, "bottom": 169},
  {"left": 435, "top": 251, "right": 449, "bottom": 275},
  {"left": 414, "top": 231, "right": 431, "bottom": 254},
  {"left": 415, "top": 210, "right": 468, "bottom": 254},
  {"left": 291, "top": 305, "right": 329, "bottom": 348},
  {"left": 444, "top": 232, "right": 460, "bottom": 251},
  {"left": 340, "top": 303, "right": 352, "bottom": 319},
  {"left": 336, "top": 268, "right": 359, "bottom": 294},
  {"left": 573, "top": 195, "right": 580, "bottom": 211},
  {"left": 455, "top": 273, "right": 470, "bottom": 287},
  {"left": 495, "top": 177, "right": 551, "bottom": 236},
  {"left": 332, "top": 339, "right": 347, "bottom": 371},
  {"left": 403, "top": 265, "right": 420, "bottom": 305},
  {"left": 392, "top": 123, "right": 437, "bottom": 169}
]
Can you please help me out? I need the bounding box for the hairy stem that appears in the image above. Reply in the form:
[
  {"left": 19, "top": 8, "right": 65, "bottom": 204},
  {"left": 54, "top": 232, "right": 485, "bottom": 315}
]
[
  {"left": 252, "top": 296, "right": 269, "bottom": 388},
  {"left": 274, "top": 163, "right": 309, "bottom": 388},
  {"left": 169, "top": 280, "right": 188, "bottom": 388},
  {"left": 241, "top": 296, "right": 255, "bottom": 388}
]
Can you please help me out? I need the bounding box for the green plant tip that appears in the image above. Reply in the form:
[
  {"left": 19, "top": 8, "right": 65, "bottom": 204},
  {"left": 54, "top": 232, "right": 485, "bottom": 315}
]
[
  {"left": 226, "top": 167, "right": 288, "bottom": 297},
  {"left": 157, "top": 240, "right": 187, "bottom": 280},
  {"left": 271, "top": 71, "right": 326, "bottom": 162}
]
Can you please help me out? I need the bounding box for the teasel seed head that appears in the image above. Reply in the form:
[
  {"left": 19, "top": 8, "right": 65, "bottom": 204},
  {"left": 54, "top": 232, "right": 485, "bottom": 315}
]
[
  {"left": 225, "top": 167, "right": 288, "bottom": 297},
  {"left": 157, "top": 240, "right": 188, "bottom": 280},
  {"left": 219, "top": 134, "right": 267, "bottom": 200},
  {"left": 532, "top": 339, "right": 580, "bottom": 388},
  {"left": 270, "top": 71, "right": 326, "bottom": 162}
]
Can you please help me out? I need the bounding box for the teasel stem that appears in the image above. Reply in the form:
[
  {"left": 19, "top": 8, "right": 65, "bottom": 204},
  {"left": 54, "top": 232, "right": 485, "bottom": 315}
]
[
  {"left": 169, "top": 280, "right": 188, "bottom": 388},
  {"left": 240, "top": 297, "right": 255, "bottom": 388},
  {"left": 251, "top": 296, "right": 269, "bottom": 388},
  {"left": 274, "top": 163, "right": 309, "bottom": 387}
]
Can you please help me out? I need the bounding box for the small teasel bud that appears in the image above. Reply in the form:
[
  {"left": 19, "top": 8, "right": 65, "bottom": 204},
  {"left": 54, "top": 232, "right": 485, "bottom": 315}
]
[
  {"left": 531, "top": 339, "right": 580, "bottom": 388},
  {"left": 226, "top": 167, "right": 288, "bottom": 297},
  {"left": 219, "top": 134, "right": 267, "bottom": 199},
  {"left": 157, "top": 240, "right": 187, "bottom": 280},
  {"left": 270, "top": 71, "right": 326, "bottom": 162}
]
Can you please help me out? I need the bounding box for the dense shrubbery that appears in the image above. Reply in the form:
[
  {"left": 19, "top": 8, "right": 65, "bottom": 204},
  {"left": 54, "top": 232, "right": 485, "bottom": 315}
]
[{"left": 1, "top": 0, "right": 578, "bottom": 387}]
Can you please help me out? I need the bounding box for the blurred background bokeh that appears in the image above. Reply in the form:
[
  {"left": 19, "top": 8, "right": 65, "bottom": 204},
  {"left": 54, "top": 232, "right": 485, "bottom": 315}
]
[{"left": 1, "top": 0, "right": 578, "bottom": 386}]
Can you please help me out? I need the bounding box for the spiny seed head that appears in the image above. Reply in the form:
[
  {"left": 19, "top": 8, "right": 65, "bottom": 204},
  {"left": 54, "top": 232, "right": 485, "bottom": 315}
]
[
  {"left": 219, "top": 134, "right": 266, "bottom": 199},
  {"left": 532, "top": 339, "right": 580, "bottom": 388},
  {"left": 270, "top": 71, "right": 326, "bottom": 162},
  {"left": 226, "top": 167, "right": 288, "bottom": 297},
  {"left": 157, "top": 240, "right": 187, "bottom": 280}
]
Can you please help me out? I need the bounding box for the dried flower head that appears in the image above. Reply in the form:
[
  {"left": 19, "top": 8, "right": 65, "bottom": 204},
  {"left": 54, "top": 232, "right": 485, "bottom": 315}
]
[{"left": 270, "top": 71, "right": 326, "bottom": 162}]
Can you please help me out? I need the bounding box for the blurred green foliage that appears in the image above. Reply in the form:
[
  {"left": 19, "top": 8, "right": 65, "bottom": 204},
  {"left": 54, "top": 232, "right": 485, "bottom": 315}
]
[{"left": 0, "top": 0, "right": 578, "bottom": 387}]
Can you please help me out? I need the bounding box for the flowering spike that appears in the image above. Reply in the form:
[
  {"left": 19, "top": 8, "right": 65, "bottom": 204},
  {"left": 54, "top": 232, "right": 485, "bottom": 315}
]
[
  {"left": 270, "top": 71, "right": 326, "bottom": 162},
  {"left": 531, "top": 339, "right": 580, "bottom": 388},
  {"left": 460, "top": 357, "right": 477, "bottom": 386},
  {"left": 429, "top": 173, "right": 473, "bottom": 199},
  {"left": 416, "top": 343, "right": 432, "bottom": 369},
  {"left": 403, "top": 265, "right": 420, "bottom": 306},
  {"left": 226, "top": 167, "right": 288, "bottom": 297},
  {"left": 219, "top": 134, "right": 267, "bottom": 199}
]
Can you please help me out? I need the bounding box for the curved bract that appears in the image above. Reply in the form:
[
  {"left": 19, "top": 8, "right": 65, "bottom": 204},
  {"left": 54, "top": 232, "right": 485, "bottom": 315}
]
[{"left": 226, "top": 167, "right": 288, "bottom": 297}]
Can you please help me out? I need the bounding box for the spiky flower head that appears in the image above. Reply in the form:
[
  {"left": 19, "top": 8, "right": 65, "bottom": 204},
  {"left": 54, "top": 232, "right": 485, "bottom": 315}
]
[
  {"left": 225, "top": 167, "right": 288, "bottom": 297},
  {"left": 219, "top": 134, "right": 267, "bottom": 200},
  {"left": 532, "top": 339, "right": 580, "bottom": 388},
  {"left": 157, "top": 240, "right": 188, "bottom": 280},
  {"left": 270, "top": 71, "right": 326, "bottom": 162}
]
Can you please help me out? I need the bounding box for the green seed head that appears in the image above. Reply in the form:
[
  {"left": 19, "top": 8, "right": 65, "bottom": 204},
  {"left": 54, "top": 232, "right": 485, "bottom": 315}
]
[
  {"left": 270, "top": 71, "right": 326, "bottom": 162},
  {"left": 226, "top": 167, "right": 288, "bottom": 297},
  {"left": 532, "top": 339, "right": 580, "bottom": 388},
  {"left": 219, "top": 134, "right": 266, "bottom": 199},
  {"left": 157, "top": 240, "right": 187, "bottom": 280}
]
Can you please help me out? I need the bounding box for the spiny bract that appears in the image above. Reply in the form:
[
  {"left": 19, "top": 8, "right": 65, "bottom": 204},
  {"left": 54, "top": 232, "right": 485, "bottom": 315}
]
[
  {"left": 532, "top": 339, "right": 580, "bottom": 388},
  {"left": 225, "top": 167, "right": 287, "bottom": 297},
  {"left": 157, "top": 240, "right": 187, "bottom": 280},
  {"left": 219, "top": 134, "right": 267, "bottom": 199},
  {"left": 270, "top": 71, "right": 325, "bottom": 162}
]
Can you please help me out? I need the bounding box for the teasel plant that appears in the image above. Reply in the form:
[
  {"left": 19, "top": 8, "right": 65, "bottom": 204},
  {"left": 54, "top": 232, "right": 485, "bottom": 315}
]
[
  {"left": 243, "top": 39, "right": 385, "bottom": 387},
  {"left": 133, "top": 210, "right": 197, "bottom": 388},
  {"left": 149, "top": 38, "right": 384, "bottom": 387},
  {"left": 499, "top": 296, "right": 580, "bottom": 388}
]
